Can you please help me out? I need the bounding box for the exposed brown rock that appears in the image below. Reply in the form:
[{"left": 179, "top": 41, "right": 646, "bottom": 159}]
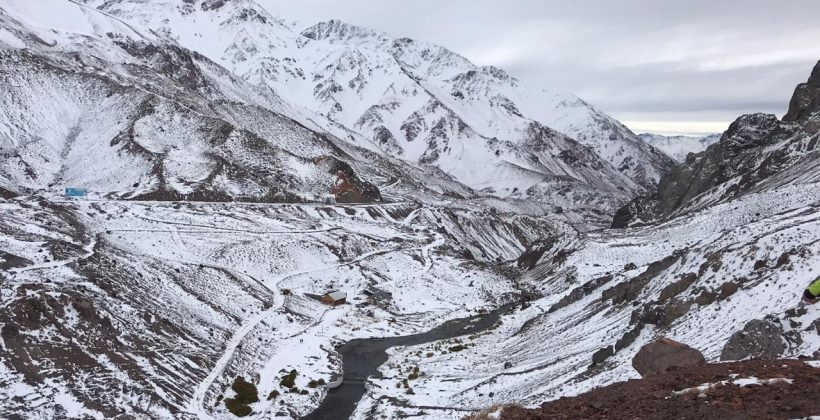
[
  {"left": 501, "top": 359, "right": 820, "bottom": 420},
  {"left": 658, "top": 272, "right": 698, "bottom": 303},
  {"left": 632, "top": 338, "right": 706, "bottom": 377}
]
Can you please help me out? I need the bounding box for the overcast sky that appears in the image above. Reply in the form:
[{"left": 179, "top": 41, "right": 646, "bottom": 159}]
[{"left": 262, "top": 0, "right": 820, "bottom": 135}]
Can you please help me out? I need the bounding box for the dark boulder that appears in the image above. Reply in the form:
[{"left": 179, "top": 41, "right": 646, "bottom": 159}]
[
  {"left": 632, "top": 338, "right": 706, "bottom": 376},
  {"left": 591, "top": 345, "right": 615, "bottom": 365},
  {"left": 658, "top": 273, "right": 698, "bottom": 303},
  {"left": 717, "top": 281, "right": 739, "bottom": 300},
  {"left": 0, "top": 186, "right": 17, "bottom": 199},
  {"left": 549, "top": 274, "right": 614, "bottom": 313},
  {"left": 634, "top": 299, "right": 693, "bottom": 327},
  {"left": 602, "top": 254, "right": 680, "bottom": 305},
  {"left": 720, "top": 318, "right": 785, "bottom": 361}
]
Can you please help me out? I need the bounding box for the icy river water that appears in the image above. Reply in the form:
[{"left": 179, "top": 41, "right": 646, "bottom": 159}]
[{"left": 302, "top": 304, "right": 516, "bottom": 419}]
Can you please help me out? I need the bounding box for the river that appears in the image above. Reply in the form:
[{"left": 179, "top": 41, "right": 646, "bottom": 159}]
[{"left": 302, "top": 304, "right": 515, "bottom": 419}]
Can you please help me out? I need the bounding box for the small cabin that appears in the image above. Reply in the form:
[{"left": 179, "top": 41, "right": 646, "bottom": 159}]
[
  {"left": 320, "top": 290, "right": 347, "bottom": 306},
  {"left": 64, "top": 187, "right": 88, "bottom": 198}
]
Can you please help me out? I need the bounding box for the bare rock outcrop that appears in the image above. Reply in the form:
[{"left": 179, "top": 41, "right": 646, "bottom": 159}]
[{"left": 720, "top": 318, "right": 785, "bottom": 361}]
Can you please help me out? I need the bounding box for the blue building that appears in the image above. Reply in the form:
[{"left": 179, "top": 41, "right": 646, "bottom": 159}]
[{"left": 64, "top": 188, "right": 88, "bottom": 198}]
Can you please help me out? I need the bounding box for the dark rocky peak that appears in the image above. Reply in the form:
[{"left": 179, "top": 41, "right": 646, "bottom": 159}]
[
  {"left": 232, "top": 6, "right": 269, "bottom": 24},
  {"left": 612, "top": 60, "right": 820, "bottom": 228},
  {"left": 448, "top": 66, "right": 517, "bottom": 88},
  {"left": 390, "top": 37, "right": 472, "bottom": 69},
  {"left": 483, "top": 65, "right": 514, "bottom": 81},
  {"left": 719, "top": 113, "right": 780, "bottom": 153},
  {"left": 186, "top": 0, "right": 281, "bottom": 26},
  {"left": 783, "top": 60, "right": 820, "bottom": 122}
]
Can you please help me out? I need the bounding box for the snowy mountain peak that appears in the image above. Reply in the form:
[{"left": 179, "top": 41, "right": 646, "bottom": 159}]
[
  {"left": 389, "top": 36, "right": 474, "bottom": 78},
  {"left": 301, "top": 19, "right": 391, "bottom": 47},
  {"left": 448, "top": 66, "right": 518, "bottom": 89},
  {"left": 638, "top": 133, "right": 720, "bottom": 162}
]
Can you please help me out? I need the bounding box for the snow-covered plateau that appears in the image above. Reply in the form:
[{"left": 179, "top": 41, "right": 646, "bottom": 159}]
[{"left": 0, "top": 0, "right": 818, "bottom": 419}]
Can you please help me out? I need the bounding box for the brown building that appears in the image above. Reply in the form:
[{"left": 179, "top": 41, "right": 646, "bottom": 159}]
[{"left": 320, "top": 290, "right": 347, "bottom": 306}]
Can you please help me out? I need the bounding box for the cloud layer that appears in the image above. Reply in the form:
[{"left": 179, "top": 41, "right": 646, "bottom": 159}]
[{"left": 262, "top": 0, "right": 820, "bottom": 135}]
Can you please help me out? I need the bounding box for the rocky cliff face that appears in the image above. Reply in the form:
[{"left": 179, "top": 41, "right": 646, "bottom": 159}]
[
  {"left": 613, "top": 60, "right": 820, "bottom": 228},
  {"left": 784, "top": 61, "right": 820, "bottom": 122}
]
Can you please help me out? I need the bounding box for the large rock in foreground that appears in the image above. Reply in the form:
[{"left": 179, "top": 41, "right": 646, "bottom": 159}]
[
  {"left": 500, "top": 359, "right": 820, "bottom": 420},
  {"left": 632, "top": 338, "right": 706, "bottom": 376}
]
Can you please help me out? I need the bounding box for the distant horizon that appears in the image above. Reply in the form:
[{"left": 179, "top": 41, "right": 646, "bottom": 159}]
[
  {"left": 264, "top": 0, "right": 819, "bottom": 137},
  {"left": 624, "top": 121, "right": 727, "bottom": 137}
]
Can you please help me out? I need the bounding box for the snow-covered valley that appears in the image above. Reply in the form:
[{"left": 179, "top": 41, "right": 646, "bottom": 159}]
[
  {"left": 0, "top": 197, "right": 549, "bottom": 418},
  {"left": 2, "top": 176, "right": 818, "bottom": 419}
]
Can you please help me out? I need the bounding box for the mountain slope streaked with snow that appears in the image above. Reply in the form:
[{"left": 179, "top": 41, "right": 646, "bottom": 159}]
[{"left": 79, "top": 0, "right": 674, "bottom": 197}]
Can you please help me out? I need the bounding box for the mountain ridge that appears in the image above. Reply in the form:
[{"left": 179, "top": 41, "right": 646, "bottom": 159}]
[
  {"left": 613, "top": 60, "right": 820, "bottom": 228},
  {"left": 80, "top": 0, "right": 673, "bottom": 200}
]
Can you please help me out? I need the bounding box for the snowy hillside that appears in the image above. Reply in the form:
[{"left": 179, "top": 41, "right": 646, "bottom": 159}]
[
  {"left": 76, "top": 0, "right": 674, "bottom": 197},
  {"left": 350, "top": 181, "right": 820, "bottom": 419},
  {"left": 0, "top": 192, "right": 560, "bottom": 418},
  {"left": 2, "top": 160, "right": 817, "bottom": 419},
  {"left": 0, "top": 0, "right": 482, "bottom": 208},
  {"left": 638, "top": 133, "right": 720, "bottom": 162}
]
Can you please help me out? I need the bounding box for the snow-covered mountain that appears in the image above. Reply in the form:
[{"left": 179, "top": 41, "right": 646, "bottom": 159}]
[
  {"left": 638, "top": 133, "right": 720, "bottom": 162},
  {"left": 0, "top": 0, "right": 495, "bottom": 209},
  {"left": 76, "top": 0, "right": 674, "bottom": 197},
  {"left": 0, "top": 0, "right": 676, "bottom": 221}
]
